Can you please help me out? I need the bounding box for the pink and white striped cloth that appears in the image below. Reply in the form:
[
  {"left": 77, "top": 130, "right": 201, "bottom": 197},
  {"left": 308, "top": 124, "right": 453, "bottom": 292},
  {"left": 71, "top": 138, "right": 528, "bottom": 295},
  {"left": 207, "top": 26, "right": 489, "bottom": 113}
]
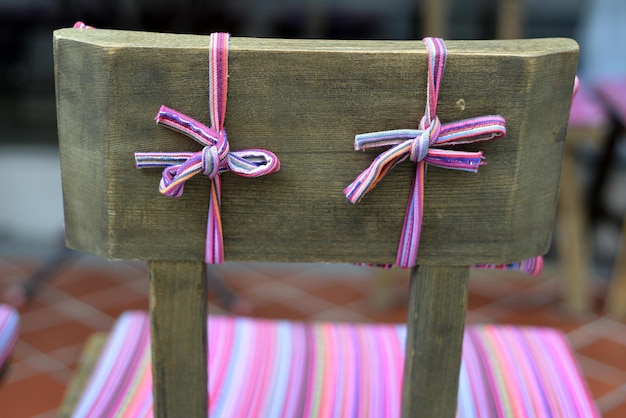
[
  {"left": 71, "top": 311, "right": 599, "bottom": 417},
  {"left": 0, "top": 304, "right": 20, "bottom": 371}
]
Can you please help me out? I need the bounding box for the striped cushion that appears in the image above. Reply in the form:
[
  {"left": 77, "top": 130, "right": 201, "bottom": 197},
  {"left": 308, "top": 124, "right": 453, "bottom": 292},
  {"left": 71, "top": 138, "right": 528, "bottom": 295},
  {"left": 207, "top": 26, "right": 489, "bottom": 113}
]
[
  {"left": 569, "top": 83, "right": 607, "bottom": 129},
  {"left": 596, "top": 79, "right": 626, "bottom": 125},
  {"left": 0, "top": 304, "right": 20, "bottom": 371},
  {"left": 72, "top": 312, "right": 599, "bottom": 417}
]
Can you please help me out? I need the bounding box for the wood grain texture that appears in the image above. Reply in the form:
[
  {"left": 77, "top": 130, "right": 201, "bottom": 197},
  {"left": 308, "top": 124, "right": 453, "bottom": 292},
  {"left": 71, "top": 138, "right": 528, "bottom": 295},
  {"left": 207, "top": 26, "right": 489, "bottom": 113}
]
[
  {"left": 54, "top": 29, "right": 578, "bottom": 265},
  {"left": 149, "top": 261, "right": 207, "bottom": 418},
  {"left": 402, "top": 265, "right": 469, "bottom": 418}
]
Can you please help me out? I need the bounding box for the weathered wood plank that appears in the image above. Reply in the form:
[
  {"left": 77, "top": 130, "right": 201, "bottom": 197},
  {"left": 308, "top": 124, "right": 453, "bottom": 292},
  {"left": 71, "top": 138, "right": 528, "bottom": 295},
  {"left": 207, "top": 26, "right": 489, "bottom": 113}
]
[
  {"left": 149, "top": 261, "right": 207, "bottom": 418},
  {"left": 402, "top": 265, "right": 469, "bottom": 418},
  {"left": 54, "top": 30, "right": 578, "bottom": 265}
]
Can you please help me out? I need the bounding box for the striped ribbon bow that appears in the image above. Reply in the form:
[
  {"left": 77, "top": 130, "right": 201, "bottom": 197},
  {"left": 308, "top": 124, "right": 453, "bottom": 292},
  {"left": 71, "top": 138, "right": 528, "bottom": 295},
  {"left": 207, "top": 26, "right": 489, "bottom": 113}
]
[
  {"left": 135, "top": 33, "right": 280, "bottom": 264},
  {"left": 344, "top": 37, "right": 507, "bottom": 269}
]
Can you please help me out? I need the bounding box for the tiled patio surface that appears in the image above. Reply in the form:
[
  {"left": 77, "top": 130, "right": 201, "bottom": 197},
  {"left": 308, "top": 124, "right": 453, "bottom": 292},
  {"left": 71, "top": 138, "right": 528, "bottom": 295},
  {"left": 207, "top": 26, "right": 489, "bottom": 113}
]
[{"left": 1, "top": 254, "right": 625, "bottom": 417}]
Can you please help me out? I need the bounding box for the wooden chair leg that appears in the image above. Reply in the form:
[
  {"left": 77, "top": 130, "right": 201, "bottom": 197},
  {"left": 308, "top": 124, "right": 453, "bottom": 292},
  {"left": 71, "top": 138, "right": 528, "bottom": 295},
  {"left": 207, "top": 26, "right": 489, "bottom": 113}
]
[
  {"left": 402, "top": 265, "right": 469, "bottom": 418},
  {"left": 423, "top": 0, "right": 449, "bottom": 38},
  {"left": 149, "top": 261, "right": 208, "bottom": 418},
  {"left": 497, "top": 0, "right": 523, "bottom": 39},
  {"left": 556, "top": 150, "right": 590, "bottom": 312},
  {"left": 606, "top": 225, "right": 626, "bottom": 315}
]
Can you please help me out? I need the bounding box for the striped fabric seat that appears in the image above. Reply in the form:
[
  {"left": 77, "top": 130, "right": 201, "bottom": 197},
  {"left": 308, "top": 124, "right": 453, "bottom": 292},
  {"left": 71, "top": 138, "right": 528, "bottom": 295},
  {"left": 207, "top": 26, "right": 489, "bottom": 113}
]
[
  {"left": 596, "top": 79, "right": 626, "bottom": 125},
  {"left": 569, "top": 82, "right": 608, "bottom": 129},
  {"left": 72, "top": 311, "right": 599, "bottom": 417},
  {"left": 0, "top": 304, "right": 20, "bottom": 373}
]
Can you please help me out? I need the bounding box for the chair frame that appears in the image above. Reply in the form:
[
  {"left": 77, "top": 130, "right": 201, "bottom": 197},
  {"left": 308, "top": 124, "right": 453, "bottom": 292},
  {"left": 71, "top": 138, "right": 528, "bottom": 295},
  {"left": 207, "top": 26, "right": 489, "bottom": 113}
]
[{"left": 54, "top": 29, "right": 578, "bottom": 417}]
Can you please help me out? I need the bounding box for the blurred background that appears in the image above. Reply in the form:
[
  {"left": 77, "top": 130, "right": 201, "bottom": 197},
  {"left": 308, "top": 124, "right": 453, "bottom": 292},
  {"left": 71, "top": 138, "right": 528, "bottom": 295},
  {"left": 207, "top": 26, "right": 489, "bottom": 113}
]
[{"left": 2, "top": 0, "right": 626, "bottom": 417}]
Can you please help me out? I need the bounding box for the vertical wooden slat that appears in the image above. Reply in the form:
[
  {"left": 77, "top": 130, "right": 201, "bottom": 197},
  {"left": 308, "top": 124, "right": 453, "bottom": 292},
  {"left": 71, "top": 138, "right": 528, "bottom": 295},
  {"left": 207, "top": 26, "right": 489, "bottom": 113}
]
[
  {"left": 423, "top": 0, "right": 449, "bottom": 38},
  {"left": 557, "top": 150, "right": 590, "bottom": 312},
  {"left": 497, "top": 0, "right": 523, "bottom": 39},
  {"left": 149, "top": 260, "right": 208, "bottom": 417},
  {"left": 402, "top": 265, "right": 469, "bottom": 418},
  {"left": 607, "top": 225, "right": 626, "bottom": 315}
]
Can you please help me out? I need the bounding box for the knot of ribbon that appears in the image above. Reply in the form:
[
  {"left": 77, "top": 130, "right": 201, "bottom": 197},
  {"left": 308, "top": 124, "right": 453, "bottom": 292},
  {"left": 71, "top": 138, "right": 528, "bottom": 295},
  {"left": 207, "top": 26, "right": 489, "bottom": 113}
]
[
  {"left": 134, "top": 33, "right": 280, "bottom": 264},
  {"left": 409, "top": 115, "right": 440, "bottom": 163},
  {"left": 200, "top": 140, "right": 225, "bottom": 179},
  {"left": 344, "top": 37, "right": 507, "bottom": 269}
]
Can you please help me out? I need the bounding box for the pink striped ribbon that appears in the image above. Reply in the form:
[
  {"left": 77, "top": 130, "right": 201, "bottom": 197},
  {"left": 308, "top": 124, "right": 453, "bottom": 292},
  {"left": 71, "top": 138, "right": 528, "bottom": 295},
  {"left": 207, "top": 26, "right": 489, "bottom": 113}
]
[
  {"left": 73, "top": 21, "right": 94, "bottom": 29},
  {"left": 474, "top": 257, "right": 543, "bottom": 277},
  {"left": 345, "top": 38, "right": 508, "bottom": 269},
  {"left": 135, "top": 33, "right": 280, "bottom": 263},
  {"left": 0, "top": 304, "right": 20, "bottom": 370}
]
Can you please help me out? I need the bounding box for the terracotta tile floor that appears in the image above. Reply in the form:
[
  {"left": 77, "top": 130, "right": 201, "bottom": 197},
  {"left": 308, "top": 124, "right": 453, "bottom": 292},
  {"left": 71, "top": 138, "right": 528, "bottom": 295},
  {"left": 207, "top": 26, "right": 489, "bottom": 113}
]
[{"left": 1, "top": 253, "right": 626, "bottom": 417}]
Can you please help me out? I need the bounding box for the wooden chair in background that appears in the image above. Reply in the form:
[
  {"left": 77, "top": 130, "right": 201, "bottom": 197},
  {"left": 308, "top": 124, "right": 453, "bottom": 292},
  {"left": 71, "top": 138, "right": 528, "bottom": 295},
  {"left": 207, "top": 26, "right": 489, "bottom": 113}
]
[
  {"left": 557, "top": 83, "right": 609, "bottom": 312},
  {"left": 54, "top": 28, "right": 597, "bottom": 417},
  {"left": 420, "top": 0, "right": 591, "bottom": 314},
  {"left": 608, "top": 222, "right": 626, "bottom": 315},
  {"left": 592, "top": 80, "right": 626, "bottom": 315},
  {"left": 423, "top": 0, "right": 523, "bottom": 40},
  {"left": 423, "top": 0, "right": 618, "bottom": 315}
]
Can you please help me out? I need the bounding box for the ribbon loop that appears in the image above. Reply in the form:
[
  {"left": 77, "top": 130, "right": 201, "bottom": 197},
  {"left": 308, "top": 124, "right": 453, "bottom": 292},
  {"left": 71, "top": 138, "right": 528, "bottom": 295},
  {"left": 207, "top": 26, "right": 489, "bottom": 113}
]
[
  {"left": 227, "top": 149, "right": 281, "bottom": 178},
  {"left": 135, "top": 32, "right": 280, "bottom": 264}
]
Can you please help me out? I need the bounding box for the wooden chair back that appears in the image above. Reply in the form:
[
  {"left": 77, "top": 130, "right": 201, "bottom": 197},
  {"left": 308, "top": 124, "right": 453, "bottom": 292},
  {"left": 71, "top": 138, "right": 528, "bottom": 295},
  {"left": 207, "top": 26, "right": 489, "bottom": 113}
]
[{"left": 54, "top": 28, "right": 578, "bottom": 417}]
